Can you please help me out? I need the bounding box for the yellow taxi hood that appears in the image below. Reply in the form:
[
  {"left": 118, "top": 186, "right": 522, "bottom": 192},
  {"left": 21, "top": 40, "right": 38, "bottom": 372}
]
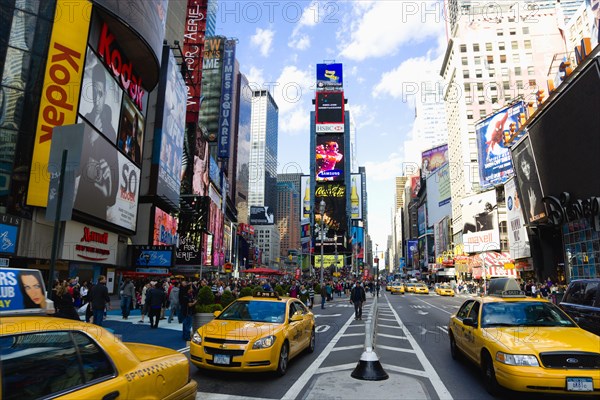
[
  {"left": 124, "top": 342, "right": 181, "bottom": 362},
  {"left": 484, "top": 326, "right": 600, "bottom": 353},
  {"left": 201, "top": 320, "right": 280, "bottom": 340}
]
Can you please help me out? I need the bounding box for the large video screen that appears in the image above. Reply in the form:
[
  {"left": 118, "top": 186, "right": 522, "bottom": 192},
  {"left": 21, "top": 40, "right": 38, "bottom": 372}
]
[
  {"left": 314, "top": 183, "right": 347, "bottom": 252},
  {"left": 316, "top": 135, "right": 344, "bottom": 182}
]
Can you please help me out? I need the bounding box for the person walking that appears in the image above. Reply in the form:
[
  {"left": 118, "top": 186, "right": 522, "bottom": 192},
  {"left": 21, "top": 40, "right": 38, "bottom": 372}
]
[
  {"left": 320, "top": 284, "right": 327, "bottom": 309},
  {"left": 146, "top": 282, "right": 166, "bottom": 329},
  {"left": 308, "top": 284, "right": 315, "bottom": 310},
  {"left": 54, "top": 281, "right": 80, "bottom": 321},
  {"left": 167, "top": 281, "right": 181, "bottom": 323},
  {"left": 120, "top": 278, "right": 135, "bottom": 319},
  {"left": 350, "top": 281, "right": 367, "bottom": 320},
  {"left": 181, "top": 284, "right": 197, "bottom": 341},
  {"left": 138, "top": 282, "right": 151, "bottom": 323},
  {"left": 89, "top": 275, "right": 110, "bottom": 326}
]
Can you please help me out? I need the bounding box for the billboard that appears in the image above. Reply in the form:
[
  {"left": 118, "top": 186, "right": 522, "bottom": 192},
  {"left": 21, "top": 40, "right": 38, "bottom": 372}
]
[
  {"left": 461, "top": 190, "right": 501, "bottom": 253},
  {"left": 426, "top": 163, "right": 451, "bottom": 225},
  {"left": 476, "top": 101, "right": 526, "bottom": 189},
  {"left": 182, "top": 0, "right": 208, "bottom": 118},
  {"left": 350, "top": 173, "right": 362, "bottom": 220},
  {"left": 300, "top": 175, "right": 311, "bottom": 223},
  {"left": 511, "top": 135, "right": 546, "bottom": 224},
  {"left": 409, "top": 175, "right": 421, "bottom": 198},
  {"left": 316, "top": 135, "right": 344, "bottom": 182},
  {"left": 421, "top": 144, "right": 448, "bottom": 177},
  {"left": 27, "top": 0, "right": 91, "bottom": 207},
  {"left": 61, "top": 220, "right": 118, "bottom": 265},
  {"left": 315, "top": 92, "right": 344, "bottom": 133},
  {"left": 192, "top": 137, "right": 210, "bottom": 196},
  {"left": 218, "top": 39, "right": 236, "bottom": 158},
  {"left": 152, "top": 46, "right": 187, "bottom": 207},
  {"left": 418, "top": 205, "right": 427, "bottom": 236},
  {"left": 314, "top": 255, "right": 344, "bottom": 268},
  {"left": 0, "top": 214, "right": 20, "bottom": 255},
  {"left": 249, "top": 206, "right": 274, "bottom": 225},
  {"left": 199, "top": 36, "right": 225, "bottom": 141},
  {"left": 153, "top": 207, "right": 179, "bottom": 246},
  {"left": 316, "top": 63, "right": 343, "bottom": 91},
  {"left": 351, "top": 226, "right": 364, "bottom": 259},
  {"left": 0, "top": 268, "right": 46, "bottom": 312},
  {"left": 132, "top": 245, "right": 174, "bottom": 267},
  {"left": 314, "top": 183, "right": 347, "bottom": 251},
  {"left": 504, "top": 178, "right": 531, "bottom": 259},
  {"left": 73, "top": 120, "right": 140, "bottom": 231},
  {"left": 407, "top": 239, "right": 418, "bottom": 269}
]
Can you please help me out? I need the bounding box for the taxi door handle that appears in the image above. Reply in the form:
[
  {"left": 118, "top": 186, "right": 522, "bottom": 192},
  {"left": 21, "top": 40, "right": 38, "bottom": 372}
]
[{"left": 103, "top": 391, "right": 120, "bottom": 400}]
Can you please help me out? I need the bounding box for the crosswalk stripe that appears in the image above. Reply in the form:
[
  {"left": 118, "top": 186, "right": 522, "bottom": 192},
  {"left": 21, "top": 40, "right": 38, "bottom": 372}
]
[
  {"left": 377, "top": 344, "right": 413, "bottom": 352},
  {"left": 377, "top": 333, "right": 406, "bottom": 340},
  {"left": 331, "top": 345, "right": 364, "bottom": 352}
]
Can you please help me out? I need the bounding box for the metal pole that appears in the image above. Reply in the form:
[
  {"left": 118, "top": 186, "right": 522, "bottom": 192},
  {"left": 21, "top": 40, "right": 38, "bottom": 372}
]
[
  {"left": 48, "top": 149, "right": 67, "bottom": 291},
  {"left": 320, "top": 199, "right": 325, "bottom": 288},
  {"left": 334, "top": 233, "right": 338, "bottom": 277},
  {"left": 482, "top": 251, "right": 487, "bottom": 295}
]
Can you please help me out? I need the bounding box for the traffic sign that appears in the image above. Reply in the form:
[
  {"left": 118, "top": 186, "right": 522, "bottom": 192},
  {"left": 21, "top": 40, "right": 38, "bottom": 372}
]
[{"left": 0, "top": 258, "right": 9, "bottom": 267}]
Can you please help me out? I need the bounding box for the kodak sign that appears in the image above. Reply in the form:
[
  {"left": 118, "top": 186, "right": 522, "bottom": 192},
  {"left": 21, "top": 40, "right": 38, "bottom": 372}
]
[{"left": 27, "top": 0, "right": 91, "bottom": 207}]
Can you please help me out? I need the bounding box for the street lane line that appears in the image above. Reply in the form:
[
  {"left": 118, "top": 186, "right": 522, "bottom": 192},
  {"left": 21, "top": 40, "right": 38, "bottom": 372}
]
[
  {"left": 342, "top": 333, "right": 365, "bottom": 337},
  {"left": 378, "top": 345, "right": 414, "bottom": 353},
  {"left": 379, "top": 317, "right": 396, "bottom": 321},
  {"left": 383, "top": 364, "right": 429, "bottom": 377},
  {"left": 314, "top": 313, "right": 342, "bottom": 318},
  {"left": 196, "top": 393, "right": 273, "bottom": 400},
  {"left": 378, "top": 324, "right": 402, "bottom": 329},
  {"left": 377, "top": 333, "right": 406, "bottom": 340},
  {"left": 384, "top": 296, "right": 453, "bottom": 400},
  {"left": 438, "top": 326, "right": 448, "bottom": 334},
  {"left": 281, "top": 302, "right": 368, "bottom": 400},
  {"left": 177, "top": 346, "right": 190, "bottom": 353},
  {"left": 331, "top": 345, "right": 364, "bottom": 351},
  {"left": 317, "top": 363, "right": 356, "bottom": 373},
  {"left": 415, "top": 298, "right": 454, "bottom": 315}
]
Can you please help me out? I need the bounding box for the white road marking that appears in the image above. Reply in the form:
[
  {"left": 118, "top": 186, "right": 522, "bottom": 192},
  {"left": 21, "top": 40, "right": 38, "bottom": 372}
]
[
  {"left": 377, "top": 333, "right": 403, "bottom": 340},
  {"left": 331, "top": 345, "right": 364, "bottom": 351},
  {"left": 315, "top": 314, "right": 342, "bottom": 318},
  {"left": 317, "top": 363, "right": 356, "bottom": 373},
  {"left": 196, "top": 393, "right": 273, "bottom": 400},
  {"left": 377, "top": 344, "right": 413, "bottom": 352},
  {"left": 315, "top": 325, "right": 330, "bottom": 333},
  {"left": 281, "top": 303, "right": 368, "bottom": 400},
  {"left": 438, "top": 326, "right": 449, "bottom": 334},
  {"left": 378, "top": 317, "right": 396, "bottom": 322},
  {"left": 177, "top": 346, "right": 190, "bottom": 353},
  {"left": 378, "top": 324, "right": 402, "bottom": 329},
  {"left": 417, "top": 310, "right": 429, "bottom": 315},
  {"left": 342, "top": 333, "right": 365, "bottom": 337},
  {"left": 415, "top": 298, "right": 455, "bottom": 315},
  {"left": 382, "top": 364, "right": 429, "bottom": 377},
  {"left": 384, "top": 296, "right": 453, "bottom": 400}
]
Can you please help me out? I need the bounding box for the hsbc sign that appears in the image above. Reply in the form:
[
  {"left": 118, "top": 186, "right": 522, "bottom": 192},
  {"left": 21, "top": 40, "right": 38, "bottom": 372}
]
[{"left": 316, "top": 123, "right": 344, "bottom": 133}]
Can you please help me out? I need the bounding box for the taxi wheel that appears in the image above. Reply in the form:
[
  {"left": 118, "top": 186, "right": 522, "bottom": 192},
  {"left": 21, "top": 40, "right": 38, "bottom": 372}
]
[
  {"left": 307, "top": 329, "right": 315, "bottom": 353},
  {"left": 449, "top": 332, "right": 459, "bottom": 360},
  {"left": 276, "top": 341, "right": 289, "bottom": 377},
  {"left": 482, "top": 352, "right": 501, "bottom": 396}
]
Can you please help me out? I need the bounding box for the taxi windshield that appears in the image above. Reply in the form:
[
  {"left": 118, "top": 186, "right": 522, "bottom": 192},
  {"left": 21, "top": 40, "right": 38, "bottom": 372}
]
[
  {"left": 217, "top": 301, "right": 286, "bottom": 323},
  {"left": 481, "top": 301, "right": 577, "bottom": 328}
]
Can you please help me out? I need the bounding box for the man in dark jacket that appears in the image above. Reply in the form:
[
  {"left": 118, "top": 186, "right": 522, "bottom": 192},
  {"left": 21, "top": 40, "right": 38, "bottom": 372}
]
[
  {"left": 146, "top": 282, "right": 166, "bottom": 328},
  {"left": 350, "top": 281, "right": 367, "bottom": 320},
  {"left": 120, "top": 278, "right": 135, "bottom": 319},
  {"left": 89, "top": 275, "right": 110, "bottom": 326}
]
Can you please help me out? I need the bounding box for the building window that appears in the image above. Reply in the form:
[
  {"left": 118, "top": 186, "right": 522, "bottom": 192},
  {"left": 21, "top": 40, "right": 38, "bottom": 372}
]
[
  {"left": 460, "top": 44, "right": 467, "bottom": 52},
  {"left": 463, "top": 70, "right": 470, "bottom": 78},
  {"left": 475, "top": 69, "right": 483, "bottom": 78},
  {"left": 500, "top": 54, "right": 507, "bottom": 63},
  {"left": 477, "top": 82, "right": 484, "bottom": 91},
  {"left": 464, "top": 83, "right": 470, "bottom": 93},
  {"left": 489, "top": 69, "right": 495, "bottom": 78},
  {"left": 529, "top": 79, "right": 537, "bottom": 87},
  {"left": 478, "top": 96, "right": 485, "bottom": 105},
  {"left": 497, "top": 29, "right": 503, "bottom": 36},
  {"left": 499, "top": 42, "right": 505, "bottom": 50},
  {"left": 501, "top": 67, "right": 509, "bottom": 76},
  {"left": 514, "top": 66, "right": 521, "bottom": 76},
  {"left": 467, "top": 111, "right": 474, "bottom": 119},
  {"left": 487, "top": 55, "right": 494, "bottom": 64},
  {"left": 509, "top": 28, "right": 516, "bottom": 36},
  {"left": 462, "top": 57, "right": 468, "bottom": 65},
  {"left": 474, "top": 56, "right": 481, "bottom": 65},
  {"left": 486, "top": 42, "right": 492, "bottom": 51},
  {"left": 473, "top": 43, "right": 480, "bottom": 52},
  {"left": 503, "top": 81, "right": 510, "bottom": 90},
  {"left": 524, "top": 40, "right": 532, "bottom": 49},
  {"left": 516, "top": 80, "right": 523, "bottom": 90},
  {"left": 528, "top": 66, "right": 535, "bottom": 75},
  {"left": 523, "top": 27, "right": 529, "bottom": 34},
  {"left": 511, "top": 41, "right": 519, "bottom": 50}
]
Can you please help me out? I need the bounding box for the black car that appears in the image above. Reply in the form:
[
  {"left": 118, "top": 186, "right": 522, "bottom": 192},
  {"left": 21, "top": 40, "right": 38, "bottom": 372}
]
[{"left": 559, "top": 278, "right": 600, "bottom": 337}]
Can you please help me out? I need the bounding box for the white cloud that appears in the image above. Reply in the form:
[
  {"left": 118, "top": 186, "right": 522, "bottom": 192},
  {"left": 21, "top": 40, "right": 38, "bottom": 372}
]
[
  {"left": 338, "top": 1, "right": 445, "bottom": 61},
  {"left": 271, "top": 65, "right": 315, "bottom": 135},
  {"left": 244, "top": 66, "right": 265, "bottom": 88},
  {"left": 250, "top": 28, "right": 275, "bottom": 57},
  {"left": 288, "top": 34, "right": 311, "bottom": 50}
]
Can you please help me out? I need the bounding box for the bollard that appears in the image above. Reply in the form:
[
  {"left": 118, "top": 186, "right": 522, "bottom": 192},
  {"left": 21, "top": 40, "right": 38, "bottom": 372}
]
[{"left": 351, "top": 296, "right": 389, "bottom": 380}]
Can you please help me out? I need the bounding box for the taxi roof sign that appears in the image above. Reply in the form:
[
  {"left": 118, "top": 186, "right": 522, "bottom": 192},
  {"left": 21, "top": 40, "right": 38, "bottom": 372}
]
[
  {"left": 0, "top": 268, "right": 53, "bottom": 316},
  {"left": 487, "top": 277, "right": 523, "bottom": 297},
  {"left": 253, "top": 291, "right": 280, "bottom": 299}
]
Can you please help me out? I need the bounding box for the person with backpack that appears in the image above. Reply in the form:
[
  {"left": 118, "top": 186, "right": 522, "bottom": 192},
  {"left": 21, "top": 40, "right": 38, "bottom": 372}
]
[{"left": 350, "top": 281, "right": 367, "bottom": 320}]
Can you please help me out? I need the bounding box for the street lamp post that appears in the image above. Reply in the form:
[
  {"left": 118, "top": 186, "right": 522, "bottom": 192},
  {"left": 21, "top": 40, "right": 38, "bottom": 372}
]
[
  {"left": 319, "top": 198, "right": 326, "bottom": 288},
  {"left": 375, "top": 244, "right": 379, "bottom": 284},
  {"left": 334, "top": 232, "right": 338, "bottom": 276}
]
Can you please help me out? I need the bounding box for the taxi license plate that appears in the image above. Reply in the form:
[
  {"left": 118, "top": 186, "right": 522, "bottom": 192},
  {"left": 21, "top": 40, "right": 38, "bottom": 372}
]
[
  {"left": 567, "top": 377, "right": 593, "bottom": 391},
  {"left": 213, "top": 354, "right": 230, "bottom": 365}
]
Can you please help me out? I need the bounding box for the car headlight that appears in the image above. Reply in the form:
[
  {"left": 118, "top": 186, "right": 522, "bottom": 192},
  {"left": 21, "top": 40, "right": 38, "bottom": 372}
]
[
  {"left": 191, "top": 332, "right": 202, "bottom": 345},
  {"left": 496, "top": 352, "right": 539, "bottom": 366},
  {"left": 252, "top": 335, "right": 276, "bottom": 349}
]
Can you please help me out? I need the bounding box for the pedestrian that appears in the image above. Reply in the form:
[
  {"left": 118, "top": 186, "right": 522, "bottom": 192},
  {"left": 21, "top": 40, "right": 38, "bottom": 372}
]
[
  {"left": 138, "top": 282, "right": 151, "bottom": 323},
  {"left": 168, "top": 281, "right": 180, "bottom": 323},
  {"left": 308, "top": 284, "right": 315, "bottom": 310},
  {"left": 89, "top": 275, "right": 110, "bottom": 326},
  {"left": 146, "top": 281, "right": 166, "bottom": 328},
  {"left": 320, "top": 284, "right": 327, "bottom": 309},
  {"left": 181, "top": 284, "right": 197, "bottom": 341},
  {"left": 350, "top": 281, "right": 366, "bottom": 320},
  {"left": 376, "top": 282, "right": 380, "bottom": 297},
  {"left": 54, "top": 281, "right": 80, "bottom": 321},
  {"left": 120, "top": 278, "right": 135, "bottom": 319},
  {"left": 299, "top": 285, "right": 309, "bottom": 306}
]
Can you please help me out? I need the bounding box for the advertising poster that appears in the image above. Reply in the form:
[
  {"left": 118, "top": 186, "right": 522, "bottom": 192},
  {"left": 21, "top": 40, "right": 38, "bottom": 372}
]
[
  {"left": 351, "top": 226, "right": 364, "bottom": 259},
  {"left": 132, "top": 246, "right": 173, "bottom": 267},
  {"left": 350, "top": 173, "right": 362, "bottom": 220},
  {"left": 153, "top": 207, "right": 179, "bottom": 246},
  {"left": 300, "top": 175, "right": 311, "bottom": 224},
  {"left": 153, "top": 47, "right": 187, "bottom": 207},
  {"left": 409, "top": 175, "right": 421, "bottom": 198},
  {"left": 426, "top": 163, "right": 451, "bottom": 226},
  {"left": 209, "top": 156, "right": 221, "bottom": 191},
  {"left": 117, "top": 96, "right": 145, "bottom": 165},
  {"left": 250, "top": 206, "right": 274, "bottom": 225},
  {"left": 315, "top": 92, "right": 344, "bottom": 133},
  {"left": 300, "top": 222, "right": 311, "bottom": 244},
  {"left": 218, "top": 39, "right": 236, "bottom": 158},
  {"left": 461, "top": 190, "right": 501, "bottom": 253},
  {"left": 182, "top": 0, "right": 208, "bottom": 118},
  {"left": 504, "top": 178, "right": 531, "bottom": 259},
  {"left": 421, "top": 144, "right": 448, "bottom": 177},
  {"left": 586, "top": 0, "right": 600, "bottom": 48},
  {"left": 476, "top": 102, "right": 525, "bottom": 188},
  {"left": 511, "top": 135, "right": 546, "bottom": 224},
  {"left": 73, "top": 121, "right": 140, "bottom": 231},
  {"left": 316, "top": 135, "right": 344, "bottom": 182},
  {"left": 0, "top": 268, "right": 47, "bottom": 312},
  {"left": 316, "top": 63, "right": 343, "bottom": 90},
  {"left": 61, "top": 220, "right": 118, "bottom": 265},
  {"left": 199, "top": 36, "right": 225, "bottom": 141},
  {"left": 407, "top": 239, "right": 418, "bottom": 269},
  {"left": 0, "top": 214, "right": 19, "bottom": 255},
  {"left": 314, "top": 255, "right": 344, "bottom": 268},
  {"left": 418, "top": 205, "right": 427, "bottom": 236},
  {"left": 192, "top": 137, "right": 210, "bottom": 196},
  {"left": 314, "top": 183, "right": 347, "bottom": 252}
]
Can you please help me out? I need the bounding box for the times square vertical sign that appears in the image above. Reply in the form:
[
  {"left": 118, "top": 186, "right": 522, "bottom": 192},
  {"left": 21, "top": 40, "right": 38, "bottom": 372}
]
[
  {"left": 218, "top": 39, "right": 236, "bottom": 158},
  {"left": 183, "top": 0, "right": 208, "bottom": 122}
]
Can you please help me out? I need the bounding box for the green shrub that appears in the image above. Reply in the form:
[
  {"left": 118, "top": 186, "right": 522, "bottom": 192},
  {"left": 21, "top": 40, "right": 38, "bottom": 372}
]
[
  {"left": 220, "top": 290, "right": 235, "bottom": 307},
  {"left": 251, "top": 286, "right": 264, "bottom": 296},
  {"left": 274, "top": 285, "right": 285, "bottom": 297},
  {"left": 197, "top": 285, "right": 215, "bottom": 306},
  {"left": 239, "top": 286, "right": 253, "bottom": 298},
  {"left": 195, "top": 303, "right": 223, "bottom": 313}
]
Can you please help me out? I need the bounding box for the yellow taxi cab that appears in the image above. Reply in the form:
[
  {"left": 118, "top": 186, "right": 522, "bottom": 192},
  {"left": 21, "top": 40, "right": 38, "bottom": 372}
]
[
  {"left": 390, "top": 282, "right": 405, "bottom": 295},
  {"left": 404, "top": 283, "right": 416, "bottom": 293},
  {"left": 414, "top": 283, "right": 430, "bottom": 294},
  {"left": 190, "top": 291, "right": 315, "bottom": 376},
  {"left": 1, "top": 268, "right": 196, "bottom": 400},
  {"left": 448, "top": 278, "right": 600, "bottom": 396},
  {"left": 436, "top": 284, "right": 455, "bottom": 296},
  {"left": 385, "top": 283, "right": 392, "bottom": 291}
]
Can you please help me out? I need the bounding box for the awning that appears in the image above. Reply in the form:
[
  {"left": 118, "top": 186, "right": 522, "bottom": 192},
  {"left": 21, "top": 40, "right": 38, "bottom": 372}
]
[
  {"left": 472, "top": 265, "right": 518, "bottom": 278},
  {"left": 467, "top": 252, "right": 513, "bottom": 268}
]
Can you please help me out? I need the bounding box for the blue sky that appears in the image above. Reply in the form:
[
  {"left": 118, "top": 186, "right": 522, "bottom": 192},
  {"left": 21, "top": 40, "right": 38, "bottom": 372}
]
[{"left": 215, "top": 0, "right": 448, "bottom": 255}]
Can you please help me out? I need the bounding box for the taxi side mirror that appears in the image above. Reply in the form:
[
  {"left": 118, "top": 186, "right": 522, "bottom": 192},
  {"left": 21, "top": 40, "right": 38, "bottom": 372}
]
[
  {"left": 463, "top": 317, "right": 478, "bottom": 328},
  {"left": 290, "top": 313, "right": 304, "bottom": 323},
  {"left": 213, "top": 310, "right": 222, "bottom": 318}
]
